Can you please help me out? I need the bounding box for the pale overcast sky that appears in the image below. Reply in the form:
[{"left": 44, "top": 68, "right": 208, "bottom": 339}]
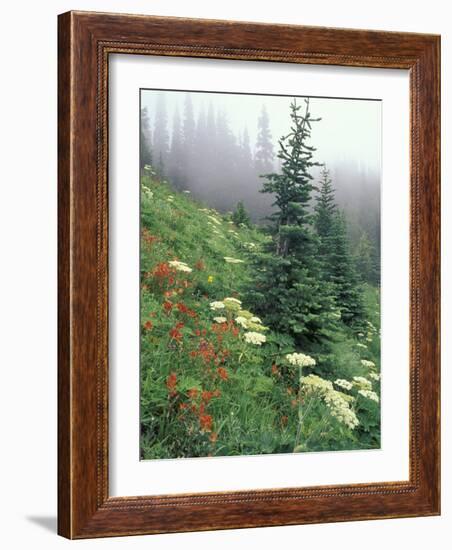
[{"left": 141, "top": 89, "right": 381, "bottom": 174}]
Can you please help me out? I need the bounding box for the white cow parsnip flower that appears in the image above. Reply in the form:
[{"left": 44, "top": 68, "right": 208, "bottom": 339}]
[
  {"left": 234, "top": 316, "right": 249, "bottom": 328},
  {"left": 168, "top": 260, "right": 192, "bottom": 273},
  {"left": 334, "top": 379, "right": 353, "bottom": 391},
  {"left": 244, "top": 332, "right": 266, "bottom": 346},
  {"left": 286, "top": 353, "right": 316, "bottom": 368},
  {"left": 358, "top": 389, "right": 379, "bottom": 403},
  {"left": 213, "top": 316, "right": 227, "bottom": 323}
]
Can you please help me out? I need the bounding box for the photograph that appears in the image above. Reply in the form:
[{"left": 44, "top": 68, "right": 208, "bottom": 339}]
[{"left": 139, "top": 89, "right": 382, "bottom": 459}]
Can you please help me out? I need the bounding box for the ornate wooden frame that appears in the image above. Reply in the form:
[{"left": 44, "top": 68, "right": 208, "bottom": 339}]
[{"left": 58, "top": 11, "right": 440, "bottom": 539}]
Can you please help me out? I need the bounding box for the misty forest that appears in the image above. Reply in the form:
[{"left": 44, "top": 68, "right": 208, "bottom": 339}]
[{"left": 140, "top": 91, "right": 381, "bottom": 459}]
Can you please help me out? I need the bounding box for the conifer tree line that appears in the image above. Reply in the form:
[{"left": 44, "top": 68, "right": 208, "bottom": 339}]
[
  {"left": 247, "top": 99, "right": 367, "bottom": 348},
  {"left": 141, "top": 93, "right": 380, "bottom": 286},
  {"left": 141, "top": 94, "right": 276, "bottom": 221}
]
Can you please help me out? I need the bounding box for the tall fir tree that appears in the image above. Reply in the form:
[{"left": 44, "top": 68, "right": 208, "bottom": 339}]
[
  {"left": 182, "top": 93, "right": 196, "bottom": 180},
  {"left": 354, "top": 231, "right": 379, "bottom": 285},
  {"left": 153, "top": 93, "right": 169, "bottom": 178},
  {"left": 247, "top": 99, "right": 335, "bottom": 346},
  {"left": 254, "top": 105, "right": 274, "bottom": 174},
  {"left": 240, "top": 127, "right": 253, "bottom": 168},
  {"left": 328, "top": 211, "right": 366, "bottom": 329},
  {"left": 314, "top": 166, "right": 336, "bottom": 257},
  {"left": 191, "top": 103, "right": 208, "bottom": 189},
  {"left": 168, "top": 107, "right": 184, "bottom": 189},
  {"left": 231, "top": 200, "right": 251, "bottom": 228},
  {"left": 314, "top": 167, "right": 365, "bottom": 329},
  {"left": 140, "top": 106, "right": 153, "bottom": 169}
]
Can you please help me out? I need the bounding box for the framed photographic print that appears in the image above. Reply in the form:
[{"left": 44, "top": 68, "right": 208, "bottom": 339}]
[{"left": 58, "top": 11, "right": 440, "bottom": 538}]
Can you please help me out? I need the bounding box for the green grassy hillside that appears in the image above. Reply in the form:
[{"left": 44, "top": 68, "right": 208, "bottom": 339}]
[{"left": 140, "top": 174, "right": 381, "bottom": 459}]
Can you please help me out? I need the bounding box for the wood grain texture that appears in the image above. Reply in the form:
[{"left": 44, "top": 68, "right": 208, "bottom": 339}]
[{"left": 57, "top": 10, "right": 440, "bottom": 539}]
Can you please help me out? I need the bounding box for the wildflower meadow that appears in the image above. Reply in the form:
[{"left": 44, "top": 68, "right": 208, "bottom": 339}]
[{"left": 140, "top": 92, "right": 381, "bottom": 459}]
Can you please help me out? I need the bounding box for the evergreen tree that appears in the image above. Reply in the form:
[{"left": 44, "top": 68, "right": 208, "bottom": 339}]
[
  {"left": 231, "top": 200, "right": 251, "bottom": 228},
  {"left": 206, "top": 102, "right": 217, "bottom": 156},
  {"left": 182, "top": 93, "right": 196, "bottom": 179},
  {"left": 313, "top": 167, "right": 365, "bottom": 329},
  {"left": 140, "top": 107, "right": 153, "bottom": 169},
  {"left": 168, "top": 107, "right": 184, "bottom": 189},
  {"left": 314, "top": 166, "right": 336, "bottom": 257},
  {"left": 355, "top": 231, "right": 379, "bottom": 284},
  {"left": 240, "top": 127, "right": 253, "bottom": 169},
  {"left": 328, "top": 211, "right": 366, "bottom": 329},
  {"left": 255, "top": 105, "right": 274, "bottom": 174},
  {"left": 247, "top": 99, "right": 335, "bottom": 346},
  {"left": 153, "top": 93, "right": 169, "bottom": 177},
  {"left": 191, "top": 104, "right": 208, "bottom": 190}
]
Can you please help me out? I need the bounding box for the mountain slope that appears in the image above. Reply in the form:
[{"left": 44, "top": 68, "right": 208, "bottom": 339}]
[{"left": 140, "top": 173, "right": 381, "bottom": 459}]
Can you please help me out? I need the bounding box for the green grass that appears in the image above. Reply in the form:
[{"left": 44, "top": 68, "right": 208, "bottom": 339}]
[{"left": 140, "top": 174, "right": 381, "bottom": 459}]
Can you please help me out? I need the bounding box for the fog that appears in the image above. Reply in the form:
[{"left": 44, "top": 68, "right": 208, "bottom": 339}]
[{"left": 140, "top": 89, "right": 381, "bottom": 247}]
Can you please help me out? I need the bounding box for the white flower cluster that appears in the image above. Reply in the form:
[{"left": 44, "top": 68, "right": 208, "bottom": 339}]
[
  {"left": 210, "top": 301, "right": 226, "bottom": 311},
  {"left": 221, "top": 297, "right": 242, "bottom": 313},
  {"left": 356, "top": 343, "right": 367, "bottom": 349},
  {"left": 360, "top": 359, "right": 376, "bottom": 369},
  {"left": 324, "top": 391, "right": 360, "bottom": 429},
  {"left": 358, "top": 389, "right": 379, "bottom": 403},
  {"left": 301, "top": 375, "right": 359, "bottom": 430},
  {"left": 141, "top": 184, "right": 154, "bottom": 199},
  {"left": 301, "top": 374, "right": 333, "bottom": 392},
  {"left": 224, "top": 256, "right": 244, "bottom": 264},
  {"left": 235, "top": 316, "right": 248, "bottom": 328},
  {"left": 352, "top": 376, "right": 372, "bottom": 390},
  {"left": 233, "top": 310, "right": 267, "bottom": 332},
  {"left": 213, "top": 316, "right": 227, "bottom": 323},
  {"left": 244, "top": 331, "right": 266, "bottom": 346},
  {"left": 210, "top": 298, "right": 268, "bottom": 333},
  {"left": 286, "top": 353, "right": 316, "bottom": 368},
  {"left": 334, "top": 379, "right": 353, "bottom": 391},
  {"left": 207, "top": 215, "right": 222, "bottom": 226},
  {"left": 143, "top": 164, "right": 156, "bottom": 176},
  {"left": 368, "top": 372, "right": 381, "bottom": 381},
  {"left": 168, "top": 260, "right": 192, "bottom": 273}
]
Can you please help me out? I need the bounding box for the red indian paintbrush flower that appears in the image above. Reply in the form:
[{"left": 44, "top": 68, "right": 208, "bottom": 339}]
[
  {"left": 217, "top": 367, "right": 228, "bottom": 381},
  {"left": 187, "top": 388, "right": 198, "bottom": 399},
  {"left": 199, "top": 414, "right": 213, "bottom": 432},
  {"left": 166, "top": 373, "right": 177, "bottom": 394},
  {"left": 169, "top": 327, "right": 183, "bottom": 342}
]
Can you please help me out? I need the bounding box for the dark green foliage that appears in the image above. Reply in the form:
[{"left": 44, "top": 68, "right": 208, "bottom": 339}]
[
  {"left": 314, "top": 166, "right": 336, "bottom": 257},
  {"left": 314, "top": 167, "right": 365, "bottom": 330},
  {"left": 328, "top": 212, "right": 366, "bottom": 329},
  {"left": 247, "top": 99, "right": 336, "bottom": 346},
  {"left": 355, "top": 231, "right": 380, "bottom": 285},
  {"left": 231, "top": 200, "right": 251, "bottom": 228}
]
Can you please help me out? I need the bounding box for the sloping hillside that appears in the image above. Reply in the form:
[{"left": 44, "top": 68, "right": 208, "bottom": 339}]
[{"left": 140, "top": 174, "right": 381, "bottom": 459}]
